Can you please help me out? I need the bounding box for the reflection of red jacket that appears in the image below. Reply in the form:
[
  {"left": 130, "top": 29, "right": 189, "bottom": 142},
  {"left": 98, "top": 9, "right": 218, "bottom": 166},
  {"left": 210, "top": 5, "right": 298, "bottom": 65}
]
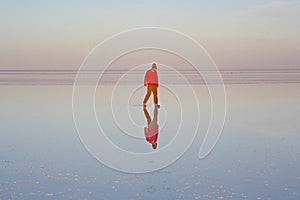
[
  {"left": 144, "top": 126, "right": 158, "bottom": 143},
  {"left": 144, "top": 70, "right": 158, "bottom": 87}
]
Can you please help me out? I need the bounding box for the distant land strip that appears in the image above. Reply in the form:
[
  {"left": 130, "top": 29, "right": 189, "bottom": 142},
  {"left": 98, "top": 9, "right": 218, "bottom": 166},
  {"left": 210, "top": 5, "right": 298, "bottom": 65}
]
[{"left": 0, "top": 69, "right": 299, "bottom": 85}]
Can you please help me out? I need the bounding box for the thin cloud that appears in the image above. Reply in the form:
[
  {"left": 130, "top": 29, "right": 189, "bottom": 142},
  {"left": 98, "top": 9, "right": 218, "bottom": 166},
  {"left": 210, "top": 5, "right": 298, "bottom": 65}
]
[{"left": 248, "top": 1, "right": 299, "bottom": 16}]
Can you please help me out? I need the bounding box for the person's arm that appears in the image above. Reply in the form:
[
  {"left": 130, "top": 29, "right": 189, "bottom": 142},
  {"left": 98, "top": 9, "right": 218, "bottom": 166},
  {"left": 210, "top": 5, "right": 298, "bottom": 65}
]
[
  {"left": 144, "top": 71, "right": 148, "bottom": 86},
  {"left": 144, "top": 127, "right": 148, "bottom": 138},
  {"left": 156, "top": 71, "right": 159, "bottom": 87}
]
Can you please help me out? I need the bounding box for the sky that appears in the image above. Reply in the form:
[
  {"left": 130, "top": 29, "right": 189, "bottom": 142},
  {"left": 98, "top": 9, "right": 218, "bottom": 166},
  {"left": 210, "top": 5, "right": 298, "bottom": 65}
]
[{"left": 0, "top": 0, "right": 300, "bottom": 69}]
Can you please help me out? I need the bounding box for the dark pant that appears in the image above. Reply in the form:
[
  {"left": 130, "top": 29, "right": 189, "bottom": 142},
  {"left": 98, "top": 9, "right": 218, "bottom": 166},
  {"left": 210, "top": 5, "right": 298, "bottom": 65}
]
[
  {"left": 143, "top": 107, "right": 158, "bottom": 127},
  {"left": 143, "top": 85, "right": 158, "bottom": 105}
]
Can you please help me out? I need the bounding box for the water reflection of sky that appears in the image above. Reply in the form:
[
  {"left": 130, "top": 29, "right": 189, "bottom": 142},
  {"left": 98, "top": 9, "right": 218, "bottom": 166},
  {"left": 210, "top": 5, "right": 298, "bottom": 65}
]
[{"left": 1, "top": 84, "right": 300, "bottom": 199}]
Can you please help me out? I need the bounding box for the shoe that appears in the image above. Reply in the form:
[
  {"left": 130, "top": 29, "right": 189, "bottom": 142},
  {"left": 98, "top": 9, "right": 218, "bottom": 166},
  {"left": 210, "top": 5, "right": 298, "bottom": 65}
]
[{"left": 155, "top": 104, "right": 160, "bottom": 108}]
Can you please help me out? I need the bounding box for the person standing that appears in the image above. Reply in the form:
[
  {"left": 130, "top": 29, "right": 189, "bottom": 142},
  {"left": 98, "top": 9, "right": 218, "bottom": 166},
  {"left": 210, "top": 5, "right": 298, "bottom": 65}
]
[{"left": 143, "top": 63, "right": 160, "bottom": 108}]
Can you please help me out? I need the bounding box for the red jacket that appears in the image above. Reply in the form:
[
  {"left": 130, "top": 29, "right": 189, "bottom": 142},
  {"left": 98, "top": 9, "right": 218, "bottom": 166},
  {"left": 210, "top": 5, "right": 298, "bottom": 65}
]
[
  {"left": 144, "top": 126, "right": 158, "bottom": 144},
  {"left": 144, "top": 69, "right": 158, "bottom": 87}
]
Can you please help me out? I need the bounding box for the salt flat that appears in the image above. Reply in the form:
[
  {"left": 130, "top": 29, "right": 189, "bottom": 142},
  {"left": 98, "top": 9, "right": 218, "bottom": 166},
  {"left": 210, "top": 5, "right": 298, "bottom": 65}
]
[{"left": 0, "top": 84, "right": 299, "bottom": 199}]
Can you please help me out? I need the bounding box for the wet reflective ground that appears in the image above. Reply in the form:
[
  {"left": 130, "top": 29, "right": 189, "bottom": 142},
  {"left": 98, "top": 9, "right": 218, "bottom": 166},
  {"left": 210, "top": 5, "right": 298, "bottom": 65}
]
[{"left": 1, "top": 84, "right": 300, "bottom": 199}]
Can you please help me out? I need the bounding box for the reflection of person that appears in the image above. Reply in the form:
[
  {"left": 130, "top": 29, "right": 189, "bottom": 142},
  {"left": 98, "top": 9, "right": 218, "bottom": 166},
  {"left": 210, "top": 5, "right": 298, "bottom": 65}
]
[
  {"left": 143, "top": 63, "right": 159, "bottom": 108},
  {"left": 143, "top": 106, "right": 159, "bottom": 149}
]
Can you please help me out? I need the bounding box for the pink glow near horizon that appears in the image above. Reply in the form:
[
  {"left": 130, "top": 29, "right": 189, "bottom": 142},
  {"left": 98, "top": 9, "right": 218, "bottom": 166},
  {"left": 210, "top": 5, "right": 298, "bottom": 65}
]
[{"left": 0, "top": 1, "right": 299, "bottom": 69}]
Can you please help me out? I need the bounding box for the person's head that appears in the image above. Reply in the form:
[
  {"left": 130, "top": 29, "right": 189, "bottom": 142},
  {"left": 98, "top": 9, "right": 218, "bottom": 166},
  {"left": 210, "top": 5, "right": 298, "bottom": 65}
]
[
  {"left": 152, "top": 142, "right": 157, "bottom": 150},
  {"left": 152, "top": 63, "right": 157, "bottom": 70}
]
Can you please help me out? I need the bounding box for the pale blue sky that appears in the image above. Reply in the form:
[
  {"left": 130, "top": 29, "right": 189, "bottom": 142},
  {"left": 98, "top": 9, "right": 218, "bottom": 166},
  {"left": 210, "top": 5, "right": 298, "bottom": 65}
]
[{"left": 1, "top": 0, "right": 300, "bottom": 69}]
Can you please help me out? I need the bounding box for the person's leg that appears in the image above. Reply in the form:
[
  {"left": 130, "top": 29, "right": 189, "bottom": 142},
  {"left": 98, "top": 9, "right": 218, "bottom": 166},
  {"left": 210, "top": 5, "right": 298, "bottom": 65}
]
[
  {"left": 153, "top": 107, "right": 158, "bottom": 124},
  {"left": 143, "top": 85, "right": 151, "bottom": 105},
  {"left": 143, "top": 107, "right": 151, "bottom": 125},
  {"left": 152, "top": 86, "right": 158, "bottom": 105}
]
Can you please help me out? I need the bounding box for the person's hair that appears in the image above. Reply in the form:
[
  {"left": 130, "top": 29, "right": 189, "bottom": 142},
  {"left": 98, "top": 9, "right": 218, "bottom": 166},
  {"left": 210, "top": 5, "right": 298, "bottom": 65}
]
[
  {"left": 152, "top": 63, "right": 157, "bottom": 69},
  {"left": 152, "top": 142, "right": 157, "bottom": 149}
]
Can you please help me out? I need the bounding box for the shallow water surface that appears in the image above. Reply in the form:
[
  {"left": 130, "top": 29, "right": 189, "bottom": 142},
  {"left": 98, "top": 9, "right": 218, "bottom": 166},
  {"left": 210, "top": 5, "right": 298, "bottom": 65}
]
[{"left": 0, "top": 84, "right": 300, "bottom": 199}]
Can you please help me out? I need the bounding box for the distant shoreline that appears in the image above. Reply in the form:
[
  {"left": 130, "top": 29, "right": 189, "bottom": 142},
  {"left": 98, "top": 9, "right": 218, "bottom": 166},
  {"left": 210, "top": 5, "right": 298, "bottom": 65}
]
[{"left": 0, "top": 69, "right": 299, "bottom": 85}]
